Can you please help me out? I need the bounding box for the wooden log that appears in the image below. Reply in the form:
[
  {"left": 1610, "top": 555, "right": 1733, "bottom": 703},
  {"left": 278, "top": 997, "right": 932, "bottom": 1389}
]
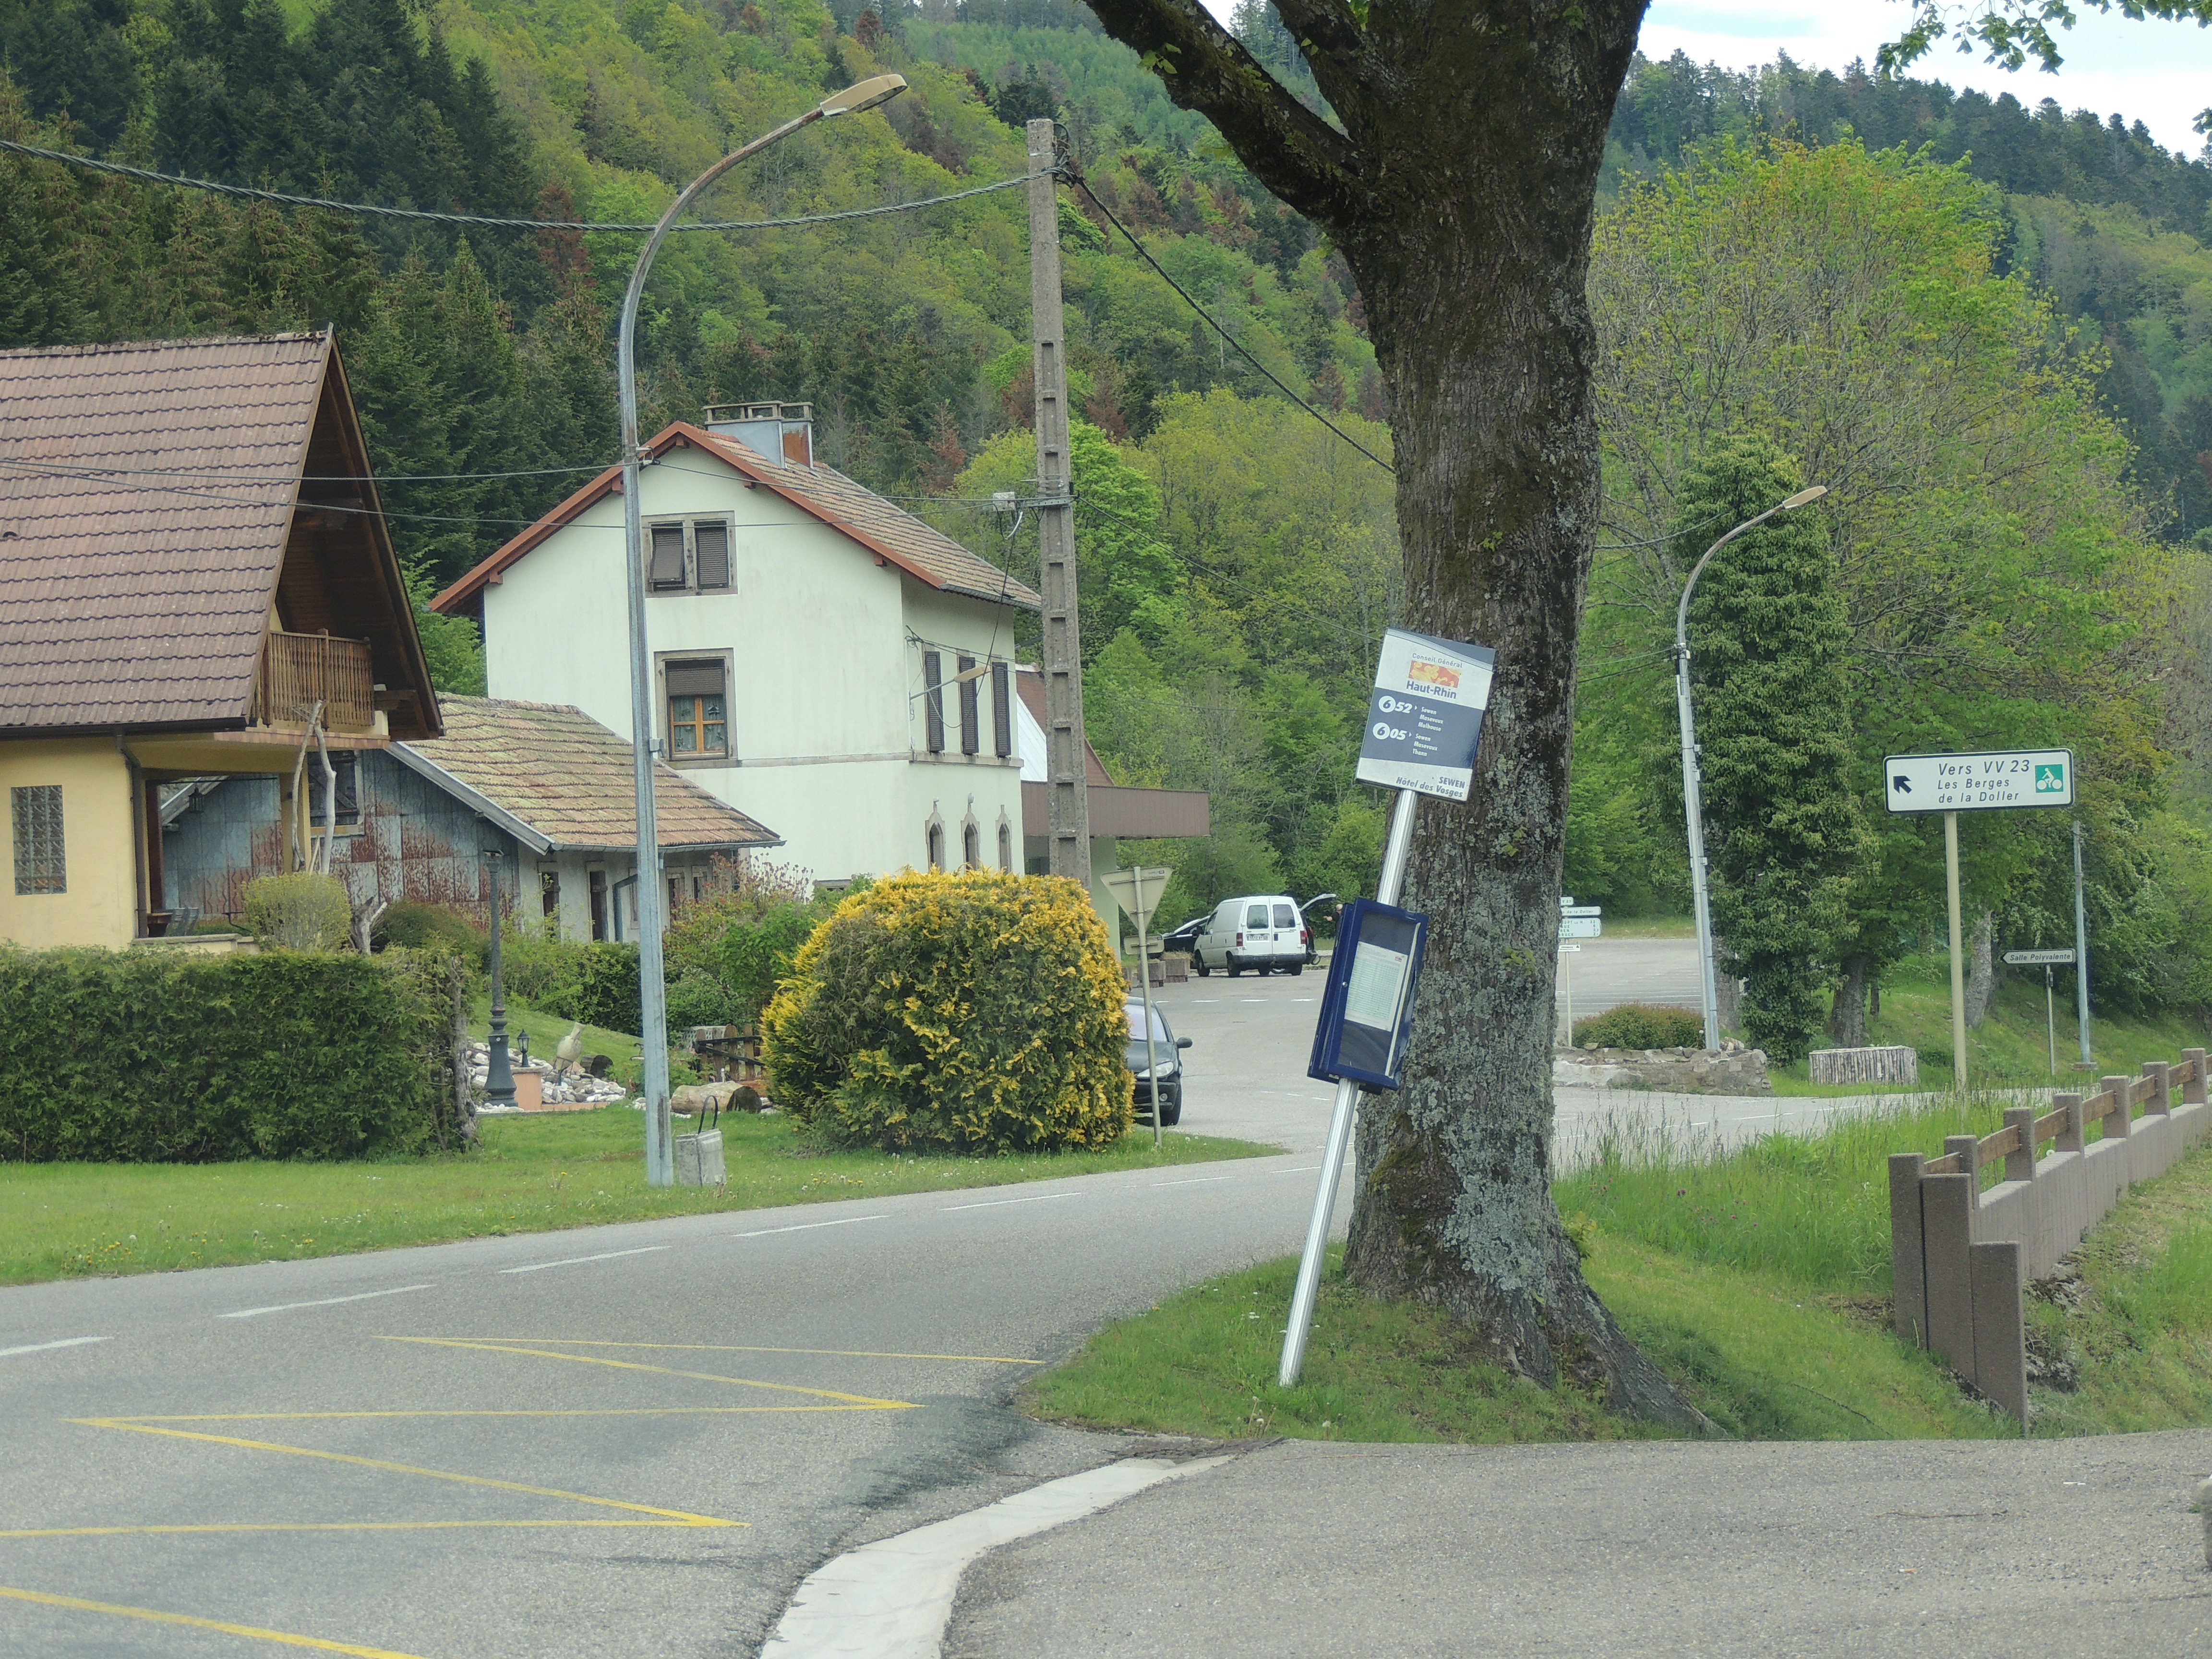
[{"left": 1808, "top": 1045, "right": 1920, "bottom": 1086}]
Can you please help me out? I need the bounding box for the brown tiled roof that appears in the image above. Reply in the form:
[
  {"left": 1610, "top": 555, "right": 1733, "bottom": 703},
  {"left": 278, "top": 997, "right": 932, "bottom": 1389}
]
[
  {"left": 432, "top": 421, "right": 1042, "bottom": 613},
  {"left": 0, "top": 333, "right": 328, "bottom": 732},
  {"left": 398, "top": 696, "right": 780, "bottom": 853}
]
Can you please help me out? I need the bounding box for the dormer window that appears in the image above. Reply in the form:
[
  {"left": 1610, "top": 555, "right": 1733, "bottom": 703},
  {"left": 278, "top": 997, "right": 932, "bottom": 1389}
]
[{"left": 646, "top": 517, "right": 734, "bottom": 594}]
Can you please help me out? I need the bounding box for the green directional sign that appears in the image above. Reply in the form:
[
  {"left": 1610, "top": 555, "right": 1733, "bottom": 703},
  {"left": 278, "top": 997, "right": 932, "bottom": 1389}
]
[{"left": 2034, "top": 762, "right": 2067, "bottom": 794}]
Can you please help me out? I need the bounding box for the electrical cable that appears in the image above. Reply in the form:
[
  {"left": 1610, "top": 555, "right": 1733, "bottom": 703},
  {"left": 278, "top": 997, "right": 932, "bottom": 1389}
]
[
  {"left": 1063, "top": 167, "right": 1395, "bottom": 476},
  {"left": 0, "top": 455, "right": 609, "bottom": 486},
  {"left": 0, "top": 137, "right": 1033, "bottom": 232}
]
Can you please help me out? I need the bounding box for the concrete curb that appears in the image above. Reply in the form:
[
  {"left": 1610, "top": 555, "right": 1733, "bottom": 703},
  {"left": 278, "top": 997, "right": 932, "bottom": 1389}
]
[
  {"left": 762, "top": 1455, "right": 1229, "bottom": 1659},
  {"left": 2200, "top": 1474, "right": 2210, "bottom": 1569}
]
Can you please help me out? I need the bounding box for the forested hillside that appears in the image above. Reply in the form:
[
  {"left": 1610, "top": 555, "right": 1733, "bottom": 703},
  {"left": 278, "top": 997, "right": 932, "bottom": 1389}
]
[{"left": 4, "top": 0, "right": 2210, "bottom": 1036}]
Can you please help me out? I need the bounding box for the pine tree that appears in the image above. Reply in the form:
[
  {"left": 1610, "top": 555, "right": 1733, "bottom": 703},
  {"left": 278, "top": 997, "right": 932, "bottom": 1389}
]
[{"left": 1681, "top": 433, "right": 1870, "bottom": 1064}]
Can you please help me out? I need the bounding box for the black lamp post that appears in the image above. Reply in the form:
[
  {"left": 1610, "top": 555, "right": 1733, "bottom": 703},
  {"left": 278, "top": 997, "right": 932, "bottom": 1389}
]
[{"left": 483, "top": 846, "right": 516, "bottom": 1109}]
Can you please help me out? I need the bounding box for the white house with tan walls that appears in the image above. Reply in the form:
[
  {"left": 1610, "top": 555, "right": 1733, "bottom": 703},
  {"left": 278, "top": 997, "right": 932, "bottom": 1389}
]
[{"left": 433, "top": 403, "right": 1040, "bottom": 901}]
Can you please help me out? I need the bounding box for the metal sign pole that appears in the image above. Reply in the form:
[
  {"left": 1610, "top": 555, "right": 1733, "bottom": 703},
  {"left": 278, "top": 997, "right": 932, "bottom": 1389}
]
[
  {"left": 1280, "top": 787, "right": 1418, "bottom": 1388},
  {"left": 2045, "top": 964, "right": 2056, "bottom": 1077},
  {"left": 1135, "top": 878, "right": 1162, "bottom": 1149},
  {"left": 2072, "top": 818, "right": 2093, "bottom": 1067},
  {"left": 1945, "top": 809, "right": 1967, "bottom": 1090}
]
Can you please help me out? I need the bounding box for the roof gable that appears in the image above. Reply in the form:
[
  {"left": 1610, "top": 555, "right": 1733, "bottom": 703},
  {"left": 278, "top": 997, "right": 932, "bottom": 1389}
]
[
  {"left": 0, "top": 331, "right": 440, "bottom": 738},
  {"left": 431, "top": 422, "right": 1041, "bottom": 615}
]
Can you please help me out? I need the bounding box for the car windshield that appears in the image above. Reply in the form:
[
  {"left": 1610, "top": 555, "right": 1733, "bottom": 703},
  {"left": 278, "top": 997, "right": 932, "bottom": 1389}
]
[
  {"left": 1124, "top": 1006, "right": 1169, "bottom": 1043},
  {"left": 1274, "top": 903, "right": 1296, "bottom": 928},
  {"left": 1245, "top": 904, "right": 1269, "bottom": 928}
]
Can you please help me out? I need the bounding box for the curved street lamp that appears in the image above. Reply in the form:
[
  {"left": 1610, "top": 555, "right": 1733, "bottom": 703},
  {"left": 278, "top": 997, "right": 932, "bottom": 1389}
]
[
  {"left": 617, "top": 74, "right": 906, "bottom": 1186},
  {"left": 1673, "top": 483, "right": 1828, "bottom": 1052}
]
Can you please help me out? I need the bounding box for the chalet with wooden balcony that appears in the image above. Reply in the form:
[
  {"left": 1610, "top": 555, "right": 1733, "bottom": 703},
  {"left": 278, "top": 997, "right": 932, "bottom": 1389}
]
[{"left": 0, "top": 331, "right": 440, "bottom": 950}]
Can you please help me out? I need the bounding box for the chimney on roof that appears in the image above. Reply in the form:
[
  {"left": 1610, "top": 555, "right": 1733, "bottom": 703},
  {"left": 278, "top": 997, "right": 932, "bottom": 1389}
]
[{"left": 704, "top": 400, "right": 813, "bottom": 467}]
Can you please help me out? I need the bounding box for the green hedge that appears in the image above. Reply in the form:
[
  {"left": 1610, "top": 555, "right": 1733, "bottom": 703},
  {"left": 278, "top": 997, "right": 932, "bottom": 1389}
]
[
  {"left": 0, "top": 948, "right": 455, "bottom": 1162},
  {"left": 1570, "top": 1002, "right": 1707, "bottom": 1050}
]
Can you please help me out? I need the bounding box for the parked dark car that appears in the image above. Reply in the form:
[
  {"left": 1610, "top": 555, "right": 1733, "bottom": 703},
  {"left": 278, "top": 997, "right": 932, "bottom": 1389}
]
[
  {"left": 1124, "top": 999, "right": 1192, "bottom": 1126},
  {"left": 1160, "top": 914, "right": 1207, "bottom": 956}
]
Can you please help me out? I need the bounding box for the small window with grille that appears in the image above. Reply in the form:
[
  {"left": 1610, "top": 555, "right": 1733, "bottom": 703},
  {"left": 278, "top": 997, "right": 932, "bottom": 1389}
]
[{"left": 12, "top": 785, "right": 65, "bottom": 895}]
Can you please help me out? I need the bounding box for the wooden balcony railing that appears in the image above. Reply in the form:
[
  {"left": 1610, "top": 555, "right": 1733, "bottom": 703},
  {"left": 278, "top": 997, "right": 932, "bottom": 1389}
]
[{"left": 256, "top": 630, "right": 374, "bottom": 732}]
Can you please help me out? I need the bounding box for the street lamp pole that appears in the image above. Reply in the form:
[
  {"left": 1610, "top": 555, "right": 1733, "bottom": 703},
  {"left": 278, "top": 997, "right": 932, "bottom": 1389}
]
[
  {"left": 615, "top": 74, "right": 905, "bottom": 1186},
  {"left": 1673, "top": 484, "right": 1828, "bottom": 1052}
]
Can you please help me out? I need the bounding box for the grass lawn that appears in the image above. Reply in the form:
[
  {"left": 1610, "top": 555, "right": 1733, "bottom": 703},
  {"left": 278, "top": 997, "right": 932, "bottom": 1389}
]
[
  {"left": 1026, "top": 1092, "right": 2212, "bottom": 1444},
  {"left": 1764, "top": 951, "right": 2210, "bottom": 1097},
  {"left": 0, "top": 1109, "right": 1273, "bottom": 1287}
]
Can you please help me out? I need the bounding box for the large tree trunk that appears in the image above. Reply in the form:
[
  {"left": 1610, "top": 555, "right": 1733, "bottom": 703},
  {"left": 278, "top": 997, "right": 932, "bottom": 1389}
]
[
  {"left": 1829, "top": 951, "right": 1871, "bottom": 1046},
  {"left": 1083, "top": 0, "right": 1704, "bottom": 1431},
  {"left": 1965, "top": 909, "right": 1996, "bottom": 1027}
]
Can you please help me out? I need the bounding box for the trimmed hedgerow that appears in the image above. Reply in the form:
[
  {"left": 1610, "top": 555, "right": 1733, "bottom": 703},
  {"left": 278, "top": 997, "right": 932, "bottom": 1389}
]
[
  {"left": 0, "top": 947, "right": 454, "bottom": 1162},
  {"left": 762, "top": 870, "right": 1131, "bottom": 1154}
]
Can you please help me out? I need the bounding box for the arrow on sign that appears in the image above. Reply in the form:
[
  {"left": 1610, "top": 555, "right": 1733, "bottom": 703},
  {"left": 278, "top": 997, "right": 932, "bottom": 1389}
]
[{"left": 1892, "top": 775, "right": 1911, "bottom": 793}]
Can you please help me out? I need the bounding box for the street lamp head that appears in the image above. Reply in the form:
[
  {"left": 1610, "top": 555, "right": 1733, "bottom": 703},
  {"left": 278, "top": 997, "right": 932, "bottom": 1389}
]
[
  {"left": 1780, "top": 485, "right": 1828, "bottom": 510},
  {"left": 821, "top": 74, "right": 906, "bottom": 117}
]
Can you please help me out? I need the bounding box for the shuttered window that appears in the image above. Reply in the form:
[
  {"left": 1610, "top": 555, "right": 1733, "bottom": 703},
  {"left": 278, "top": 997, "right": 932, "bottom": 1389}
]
[
  {"left": 648, "top": 524, "right": 687, "bottom": 589},
  {"left": 957, "top": 655, "right": 980, "bottom": 755},
  {"left": 922, "top": 651, "right": 945, "bottom": 753},
  {"left": 991, "top": 661, "right": 1012, "bottom": 757},
  {"left": 667, "top": 658, "right": 728, "bottom": 757},
  {"left": 694, "top": 521, "right": 730, "bottom": 590},
  {"left": 12, "top": 785, "right": 64, "bottom": 895}
]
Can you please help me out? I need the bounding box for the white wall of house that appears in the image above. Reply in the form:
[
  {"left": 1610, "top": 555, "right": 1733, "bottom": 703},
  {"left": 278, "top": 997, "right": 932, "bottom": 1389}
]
[{"left": 479, "top": 450, "right": 1024, "bottom": 890}]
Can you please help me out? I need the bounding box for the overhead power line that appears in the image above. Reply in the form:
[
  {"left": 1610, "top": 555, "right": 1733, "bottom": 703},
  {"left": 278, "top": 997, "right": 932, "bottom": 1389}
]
[
  {"left": 1063, "top": 167, "right": 1395, "bottom": 477},
  {"left": 0, "top": 138, "right": 1032, "bottom": 232}
]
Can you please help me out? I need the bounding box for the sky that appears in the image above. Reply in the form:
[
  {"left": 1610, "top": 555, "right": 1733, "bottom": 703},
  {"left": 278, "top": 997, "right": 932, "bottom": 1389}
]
[{"left": 1195, "top": 2, "right": 2212, "bottom": 155}]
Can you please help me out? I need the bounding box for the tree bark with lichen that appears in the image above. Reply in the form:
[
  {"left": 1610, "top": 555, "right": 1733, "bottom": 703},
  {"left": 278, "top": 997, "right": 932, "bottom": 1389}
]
[{"left": 1081, "top": 0, "right": 1706, "bottom": 1430}]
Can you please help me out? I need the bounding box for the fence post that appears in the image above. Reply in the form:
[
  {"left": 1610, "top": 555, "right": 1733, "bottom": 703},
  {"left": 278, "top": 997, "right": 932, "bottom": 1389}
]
[
  {"left": 2142, "top": 1059, "right": 2171, "bottom": 1116},
  {"left": 2181, "top": 1048, "right": 2207, "bottom": 1107},
  {"left": 1968, "top": 1240, "right": 2028, "bottom": 1433},
  {"left": 2053, "top": 1092, "right": 2084, "bottom": 1153},
  {"left": 2100, "top": 1078, "right": 2134, "bottom": 1141},
  {"left": 1922, "top": 1166, "right": 1978, "bottom": 1383},
  {"left": 1888, "top": 1153, "right": 1928, "bottom": 1346},
  {"left": 2002, "top": 1106, "right": 2037, "bottom": 1182}
]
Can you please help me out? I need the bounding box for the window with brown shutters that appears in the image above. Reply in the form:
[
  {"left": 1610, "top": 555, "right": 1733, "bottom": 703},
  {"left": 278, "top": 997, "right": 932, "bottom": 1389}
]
[
  {"left": 957, "top": 655, "right": 980, "bottom": 755},
  {"left": 648, "top": 524, "right": 687, "bottom": 590},
  {"left": 12, "top": 784, "right": 64, "bottom": 895},
  {"left": 922, "top": 651, "right": 945, "bottom": 753},
  {"left": 666, "top": 658, "right": 728, "bottom": 757},
  {"left": 694, "top": 521, "right": 730, "bottom": 590},
  {"left": 991, "top": 661, "right": 1012, "bottom": 757}
]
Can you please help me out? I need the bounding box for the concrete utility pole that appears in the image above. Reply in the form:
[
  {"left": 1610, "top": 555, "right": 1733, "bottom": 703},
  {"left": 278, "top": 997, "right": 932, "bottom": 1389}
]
[
  {"left": 1027, "top": 117, "right": 1090, "bottom": 888},
  {"left": 2073, "top": 817, "right": 2093, "bottom": 1066}
]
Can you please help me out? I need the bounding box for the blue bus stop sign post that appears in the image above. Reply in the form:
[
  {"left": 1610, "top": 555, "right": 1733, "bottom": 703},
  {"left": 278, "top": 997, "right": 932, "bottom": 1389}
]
[
  {"left": 1280, "top": 628, "right": 1495, "bottom": 1388},
  {"left": 1308, "top": 900, "right": 1429, "bottom": 1091}
]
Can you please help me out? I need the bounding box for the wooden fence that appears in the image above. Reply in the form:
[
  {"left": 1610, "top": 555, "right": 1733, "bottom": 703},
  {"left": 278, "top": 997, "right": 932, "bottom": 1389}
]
[{"left": 1887, "top": 1050, "right": 2212, "bottom": 1428}]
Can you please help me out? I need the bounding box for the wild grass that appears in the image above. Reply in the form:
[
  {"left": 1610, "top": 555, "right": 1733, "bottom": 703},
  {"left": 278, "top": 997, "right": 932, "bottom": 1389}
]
[{"left": 0, "top": 1108, "right": 1273, "bottom": 1286}]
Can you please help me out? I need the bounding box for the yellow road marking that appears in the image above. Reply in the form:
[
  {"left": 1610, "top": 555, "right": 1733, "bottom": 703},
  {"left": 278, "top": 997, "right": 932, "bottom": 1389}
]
[
  {"left": 0, "top": 1584, "right": 432, "bottom": 1658},
  {"left": 378, "top": 1337, "right": 920, "bottom": 1407},
  {"left": 105, "top": 1407, "right": 885, "bottom": 1422},
  {"left": 68, "top": 1420, "right": 739, "bottom": 1527},
  {"left": 461, "top": 1337, "right": 1044, "bottom": 1365},
  {"left": 0, "top": 1520, "right": 718, "bottom": 1539}
]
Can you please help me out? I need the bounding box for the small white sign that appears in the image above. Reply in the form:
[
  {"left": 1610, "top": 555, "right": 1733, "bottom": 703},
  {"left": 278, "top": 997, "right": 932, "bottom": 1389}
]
[
  {"left": 1561, "top": 905, "right": 1601, "bottom": 918},
  {"left": 1557, "top": 943, "right": 1582, "bottom": 954},
  {"left": 1558, "top": 916, "right": 1601, "bottom": 939},
  {"left": 1884, "top": 749, "right": 2074, "bottom": 814},
  {"left": 2003, "top": 948, "right": 2077, "bottom": 966},
  {"left": 1344, "top": 942, "right": 1411, "bottom": 1031},
  {"left": 1353, "top": 628, "right": 1497, "bottom": 802}
]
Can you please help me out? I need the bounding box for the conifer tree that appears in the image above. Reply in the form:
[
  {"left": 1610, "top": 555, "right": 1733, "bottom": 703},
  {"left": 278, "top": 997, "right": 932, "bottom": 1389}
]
[{"left": 1680, "top": 433, "right": 1868, "bottom": 1064}]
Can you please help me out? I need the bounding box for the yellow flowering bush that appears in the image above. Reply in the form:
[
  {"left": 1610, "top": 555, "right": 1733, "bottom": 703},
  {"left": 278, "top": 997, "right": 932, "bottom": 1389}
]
[{"left": 761, "top": 870, "right": 1132, "bottom": 1153}]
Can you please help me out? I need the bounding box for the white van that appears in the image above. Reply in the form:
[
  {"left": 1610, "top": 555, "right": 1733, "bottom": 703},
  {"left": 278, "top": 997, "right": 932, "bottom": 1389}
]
[{"left": 1193, "top": 894, "right": 1308, "bottom": 976}]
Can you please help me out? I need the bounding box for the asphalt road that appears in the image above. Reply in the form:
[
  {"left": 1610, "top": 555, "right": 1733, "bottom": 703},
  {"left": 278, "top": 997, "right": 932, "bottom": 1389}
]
[{"left": 0, "top": 942, "right": 1948, "bottom": 1658}]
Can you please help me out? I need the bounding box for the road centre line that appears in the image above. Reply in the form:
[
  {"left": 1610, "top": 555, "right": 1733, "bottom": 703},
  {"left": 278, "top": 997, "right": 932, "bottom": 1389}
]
[
  {"left": 466, "top": 1338, "right": 1042, "bottom": 1364},
  {"left": 378, "top": 1336, "right": 917, "bottom": 1409},
  {"left": 0, "top": 1335, "right": 107, "bottom": 1358},
  {"left": 217, "top": 1286, "right": 431, "bottom": 1320},
  {"left": 940, "top": 1191, "right": 1081, "bottom": 1212},
  {"left": 0, "top": 1518, "right": 720, "bottom": 1539},
  {"left": 496, "top": 1246, "right": 668, "bottom": 1274},
  {"left": 70, "top": 1417, "right": 739, "bottom": 1526},
  {"left": 723, "top": 1214, "right": 888, "bottom": 1239},
  {"left": 0, "top": 1584, "right": 431, "bottom": 1659}
]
